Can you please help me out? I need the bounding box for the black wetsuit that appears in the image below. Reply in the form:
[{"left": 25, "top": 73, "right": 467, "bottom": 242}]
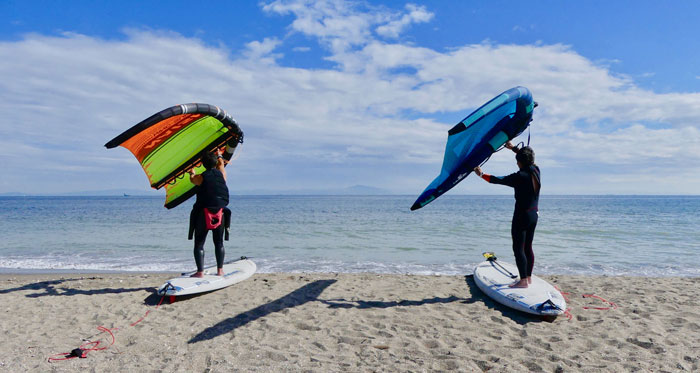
[
  {"left": 192, "top": 168, "right": 229, "bottom": 272},
  {"left": 487, "top": 165, "right": 540, "bottom": 279}
]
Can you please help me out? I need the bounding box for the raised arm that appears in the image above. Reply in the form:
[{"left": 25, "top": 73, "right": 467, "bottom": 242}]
[
  {"left": 216, "top": 150, "right": 227, "bottom": 181},
  {"left": 473, "top": 166, "right": 518, "bottom": 187},
  {"left": 473, "top": 166, "right": 489, "bottom": 181},
  {"left": 188, "top": 168, "right": 203, "bottom": 186}
]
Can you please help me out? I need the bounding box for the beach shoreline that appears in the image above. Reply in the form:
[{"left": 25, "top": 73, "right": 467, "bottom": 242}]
[{"left": 2, "top": 272, "right": 698, "bottom": 372}]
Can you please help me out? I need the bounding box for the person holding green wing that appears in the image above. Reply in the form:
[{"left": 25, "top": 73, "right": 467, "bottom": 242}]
[{"left": 188, "top": 150, "right": 229, "bottom": 278}]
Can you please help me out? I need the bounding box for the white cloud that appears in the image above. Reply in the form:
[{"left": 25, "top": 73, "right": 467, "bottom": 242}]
[
  {"left": 244, "top": 37, "right": 282, "bottom": 63},
  {"left": 1, "top": 1, "right": 699, "bottom": 195},
  {"left": 263, "top": 0, "right": 373, "bottom": 53},
  {"left": 375, "top": 4, "right": 433, "bottom": 38},
  {"left": 263, "top": 0, "right": 433, "bottom": 54}
]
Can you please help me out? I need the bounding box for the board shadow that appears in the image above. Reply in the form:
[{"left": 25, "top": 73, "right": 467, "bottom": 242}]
[{"left": 319, "top": 295, "right": 468, "bottom": 309}]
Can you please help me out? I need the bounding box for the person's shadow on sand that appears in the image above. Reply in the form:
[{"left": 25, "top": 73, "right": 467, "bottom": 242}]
[
  {"left": 0, "top": 277, "right": 154, "bottom": 299},
  {"left": 188, "top": 279, "right": 337, "bottom": 344},
  {"left": 188, "top": 275, "right": 551, "bottom": 344}
]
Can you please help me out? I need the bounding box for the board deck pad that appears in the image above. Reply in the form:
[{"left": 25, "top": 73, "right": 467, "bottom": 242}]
[
  {"left": 473, "top": 257, "right": 566, "bottom": 316},
  {"left": 157, "top": 258, "right": 256, "bottom": 297}
]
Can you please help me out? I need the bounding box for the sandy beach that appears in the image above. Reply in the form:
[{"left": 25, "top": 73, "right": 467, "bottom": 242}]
[{"left": 1, "top": 272, "right": 698, "bottom": 372}]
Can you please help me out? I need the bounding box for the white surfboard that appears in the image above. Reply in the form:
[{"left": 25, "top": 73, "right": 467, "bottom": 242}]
[
  {"left": 473, "top": 253, "right": 566, "bottom": 316},
  {"left": 157, "top": 257, "right": 256, "bottom": 297}
]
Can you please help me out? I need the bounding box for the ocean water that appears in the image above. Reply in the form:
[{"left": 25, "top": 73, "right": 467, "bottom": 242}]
[{"left": 0, "top": 195, "right": 698, "bottom": 277}]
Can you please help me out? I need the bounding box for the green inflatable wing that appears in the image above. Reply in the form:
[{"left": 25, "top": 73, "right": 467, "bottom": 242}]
[{"left": 105, "top": 103, "right": 243, "bottom": 209}]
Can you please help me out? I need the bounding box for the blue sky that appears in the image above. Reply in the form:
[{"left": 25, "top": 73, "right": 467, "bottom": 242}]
[{"left": 1, "top": 0, "right": 699, "bottom": 196}]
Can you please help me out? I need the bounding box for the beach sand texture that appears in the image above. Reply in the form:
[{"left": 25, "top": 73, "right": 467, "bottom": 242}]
[{"left": 1, "top": 273, "right": 698, "bottom": 372}]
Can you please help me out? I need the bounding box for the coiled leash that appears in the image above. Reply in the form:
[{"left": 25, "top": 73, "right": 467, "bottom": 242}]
[{"left": 48, "top": 283, "right": 173, "bottom": 362}]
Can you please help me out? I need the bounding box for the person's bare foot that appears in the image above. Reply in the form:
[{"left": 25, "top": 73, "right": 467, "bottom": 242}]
[
  {"left": 526, "top": 277, "right": 532, "bottom": 285},
  {"left": 190, "top": 271, "right": 204, "bottom": 278},
  {"left": 509, "top": 278, "right": 529, "bottom": 288},
  {"left": 217, "top": 268, "right": 224, "bottom": 276}
]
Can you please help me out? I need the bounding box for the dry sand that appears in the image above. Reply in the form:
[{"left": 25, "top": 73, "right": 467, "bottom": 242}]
[{"left": 1, "top": 272, "right": 698, "bottom": 372}]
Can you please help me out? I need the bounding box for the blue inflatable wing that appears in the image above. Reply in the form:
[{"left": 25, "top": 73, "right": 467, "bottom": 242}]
[{"left": 410, "top": 87, "right": 536, "bottom": 211}]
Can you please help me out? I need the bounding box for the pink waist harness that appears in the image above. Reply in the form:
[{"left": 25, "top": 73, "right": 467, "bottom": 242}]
[
  {"left": 203, "top": 208, "right": 223, "bottom": 230},
  {"left": 188, "top": 207, "right": 231, "bottom": 240}
]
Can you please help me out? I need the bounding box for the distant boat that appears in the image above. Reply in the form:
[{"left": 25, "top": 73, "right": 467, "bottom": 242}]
[{"left": 123, "top": 193, "right": 130, "bottom": 197}]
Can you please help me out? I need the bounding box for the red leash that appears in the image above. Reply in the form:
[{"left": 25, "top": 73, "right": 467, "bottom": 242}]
[
  {"left": 48, "top": 292, "right": 167, "bottom": 362},
  {"left": 554, "top": 286, "right": 616, "bottom": 320},
  {"left": 129, "top": 293, "right": 168, "bottom": 327},
  {"left": 582, "top": 294, "right": 618, "bottom": 310},
  {"left": 554, "top": 286, "right": 573, "bottom": 320},
  {"left": 48, "top": 326, "right": 116, "bottom": 361}
]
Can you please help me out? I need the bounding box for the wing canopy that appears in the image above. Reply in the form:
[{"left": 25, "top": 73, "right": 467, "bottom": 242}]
[
  {"left": 411, "top": 87, "right": 534, "bottom": 210},
  {"left": 105, "top": 103, "right": 243, "bottom": 209}
]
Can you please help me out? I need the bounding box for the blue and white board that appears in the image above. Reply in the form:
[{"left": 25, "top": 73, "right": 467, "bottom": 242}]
[
  {"left": 157, "top": 257, "right": 256, "bottom": 297},
  {"left": 473, "top": 255, "right": 566, "bottom": 316}
]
